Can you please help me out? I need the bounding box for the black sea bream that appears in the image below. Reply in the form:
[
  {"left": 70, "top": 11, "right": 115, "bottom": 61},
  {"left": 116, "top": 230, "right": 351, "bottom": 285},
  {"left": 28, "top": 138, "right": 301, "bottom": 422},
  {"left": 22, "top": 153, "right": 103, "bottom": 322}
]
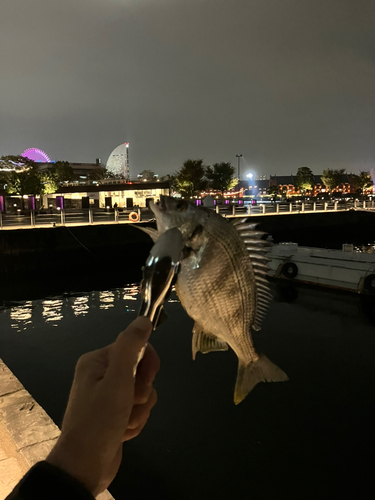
[{"left": 142, "top": 196, "right": 288, "bottom": 404}]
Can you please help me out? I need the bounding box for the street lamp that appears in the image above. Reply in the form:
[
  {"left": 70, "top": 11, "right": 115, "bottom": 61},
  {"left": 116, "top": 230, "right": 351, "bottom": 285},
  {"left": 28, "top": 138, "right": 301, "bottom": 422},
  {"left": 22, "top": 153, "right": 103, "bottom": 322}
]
[
  {"left": 246, "top": 173, "right": 253, "bottom": 179},
  {"left": 235, "top": 154, "right": 242, "bottom": 180}
]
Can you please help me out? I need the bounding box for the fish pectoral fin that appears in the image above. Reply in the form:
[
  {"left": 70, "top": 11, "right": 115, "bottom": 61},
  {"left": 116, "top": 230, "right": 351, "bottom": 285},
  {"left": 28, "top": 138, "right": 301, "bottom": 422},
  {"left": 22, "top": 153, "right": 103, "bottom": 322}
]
[
  {"left": 192, "top": 324, "right": 228, "bottom": 360},
  {"left": 234, "top": 355, "right": 288, "bottom": 405},
  {"left": 137, "top": 226, "right": 159, "bottom": 243}
]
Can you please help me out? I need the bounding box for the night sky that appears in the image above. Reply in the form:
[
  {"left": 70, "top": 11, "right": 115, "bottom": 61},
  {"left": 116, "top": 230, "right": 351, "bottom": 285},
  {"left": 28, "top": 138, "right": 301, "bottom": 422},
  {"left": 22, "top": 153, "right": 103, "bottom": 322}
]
[{"left": 1, "top": 0, "right": 374, "bottom": 177}]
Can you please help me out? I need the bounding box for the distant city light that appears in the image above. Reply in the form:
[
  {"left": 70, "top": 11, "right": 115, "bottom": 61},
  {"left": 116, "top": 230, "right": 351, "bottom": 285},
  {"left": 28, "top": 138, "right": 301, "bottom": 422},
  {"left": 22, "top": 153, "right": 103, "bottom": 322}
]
[{"left": 246, "top": 173, "right": 253, "bottom": 179}]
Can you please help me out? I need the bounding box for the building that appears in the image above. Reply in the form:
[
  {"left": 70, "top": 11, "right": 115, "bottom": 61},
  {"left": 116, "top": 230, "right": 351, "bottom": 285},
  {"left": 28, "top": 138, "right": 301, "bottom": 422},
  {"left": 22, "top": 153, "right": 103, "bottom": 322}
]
[
  {"left": 269, "top": 174, "right": 359, "bottom": 197},
  {"left": 106, "top": 143, "right": 130, "bottom": 178},
  {"left": 36, "top": 160, "right": 103, "bottom": 182},
  {"left": 41, "top": 179, "right": 170, "bottom": 210}
]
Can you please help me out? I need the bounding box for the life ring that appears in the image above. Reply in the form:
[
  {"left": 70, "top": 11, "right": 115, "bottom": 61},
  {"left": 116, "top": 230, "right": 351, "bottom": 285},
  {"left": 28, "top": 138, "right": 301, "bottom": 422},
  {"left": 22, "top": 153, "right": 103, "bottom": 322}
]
[
  {"left": 129, "top": 211, "right": 139, "bottom": 222},
  {"left": 282, "top": 262, "right": 298, "bottom": 279},
  {"left": 364, "top": 274, "right": 375, "bottom": 294}
]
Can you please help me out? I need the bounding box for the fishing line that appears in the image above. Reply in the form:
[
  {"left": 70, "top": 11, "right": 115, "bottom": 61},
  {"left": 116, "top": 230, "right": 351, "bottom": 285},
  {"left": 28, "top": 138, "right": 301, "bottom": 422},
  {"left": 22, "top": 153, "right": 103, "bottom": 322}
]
[{"left": 64, "top": 226, "right": 98, "bottom": 258}]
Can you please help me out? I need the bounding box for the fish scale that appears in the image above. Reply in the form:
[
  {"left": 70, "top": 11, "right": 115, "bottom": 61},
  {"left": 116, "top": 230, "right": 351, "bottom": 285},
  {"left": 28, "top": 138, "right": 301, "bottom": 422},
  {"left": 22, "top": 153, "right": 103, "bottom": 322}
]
[{"left": 176, "top": 218, "right": 257, "bottom": 362}]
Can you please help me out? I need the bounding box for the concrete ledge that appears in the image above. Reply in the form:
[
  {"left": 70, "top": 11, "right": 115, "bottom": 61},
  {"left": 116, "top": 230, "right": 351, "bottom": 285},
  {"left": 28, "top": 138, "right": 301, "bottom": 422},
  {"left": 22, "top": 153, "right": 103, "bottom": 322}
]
[{"left": 0, "top": 359, "right": 114, "bottom": 500}]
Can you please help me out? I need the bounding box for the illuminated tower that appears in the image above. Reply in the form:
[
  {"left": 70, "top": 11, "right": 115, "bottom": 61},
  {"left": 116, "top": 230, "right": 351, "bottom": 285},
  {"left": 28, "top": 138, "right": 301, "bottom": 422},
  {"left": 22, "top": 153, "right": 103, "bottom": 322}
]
[{"left": 106, "top": 143, "right": 130, "bottom": 178}]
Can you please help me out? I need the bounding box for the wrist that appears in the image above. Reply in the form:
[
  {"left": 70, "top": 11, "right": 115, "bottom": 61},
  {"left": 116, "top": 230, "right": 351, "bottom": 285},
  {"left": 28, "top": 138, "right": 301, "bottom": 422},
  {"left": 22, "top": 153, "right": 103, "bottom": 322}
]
[{"left": 46, "top": 435, "right": 103, "bottom": 496}]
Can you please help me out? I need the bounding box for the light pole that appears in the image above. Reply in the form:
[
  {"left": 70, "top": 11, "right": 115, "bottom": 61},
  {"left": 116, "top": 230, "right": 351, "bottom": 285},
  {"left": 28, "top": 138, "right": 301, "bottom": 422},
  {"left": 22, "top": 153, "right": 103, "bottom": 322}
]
[{"left": 235, "top": 154, "right": 242, "bottom": 180}]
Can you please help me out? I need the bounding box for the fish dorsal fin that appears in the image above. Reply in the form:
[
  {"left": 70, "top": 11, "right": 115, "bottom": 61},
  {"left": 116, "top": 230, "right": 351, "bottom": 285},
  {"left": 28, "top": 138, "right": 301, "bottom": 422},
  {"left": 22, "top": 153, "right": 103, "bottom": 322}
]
[{"left": 234, "top": 222, "right": 271, "bottom": 331}]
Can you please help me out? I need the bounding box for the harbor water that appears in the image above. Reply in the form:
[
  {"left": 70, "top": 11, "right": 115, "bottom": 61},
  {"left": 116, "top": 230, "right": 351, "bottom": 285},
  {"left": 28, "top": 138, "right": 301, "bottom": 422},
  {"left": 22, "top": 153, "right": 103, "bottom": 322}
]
[{"left": 1, "top": 282, "right": 375, "bottom": 499}]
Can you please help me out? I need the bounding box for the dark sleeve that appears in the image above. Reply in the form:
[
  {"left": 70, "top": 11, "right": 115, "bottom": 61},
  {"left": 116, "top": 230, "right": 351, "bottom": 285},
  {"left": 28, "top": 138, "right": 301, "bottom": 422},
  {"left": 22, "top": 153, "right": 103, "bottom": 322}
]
[{"left": 6, "top": 461, "right": 95, "bottom": 500}]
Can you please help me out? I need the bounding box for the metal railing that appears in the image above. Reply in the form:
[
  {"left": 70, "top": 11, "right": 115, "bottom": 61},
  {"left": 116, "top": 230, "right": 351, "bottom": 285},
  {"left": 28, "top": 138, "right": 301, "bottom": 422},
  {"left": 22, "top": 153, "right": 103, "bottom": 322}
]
[
  {"left": 0, "top": 200, "right": 374, "bottom": 230},
  {"left": 214, "top": 199, "right": 375, "bottom": 216},
  {"left": 0, "top": 207, "right": 146, "bottom": 230}
]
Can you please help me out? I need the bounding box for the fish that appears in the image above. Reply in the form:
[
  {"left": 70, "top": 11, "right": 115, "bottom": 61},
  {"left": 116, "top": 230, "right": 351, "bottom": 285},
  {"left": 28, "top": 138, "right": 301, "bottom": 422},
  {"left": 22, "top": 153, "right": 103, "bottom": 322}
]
[{"left": 140, "top": 195, "right": 288, "bottom": 404}]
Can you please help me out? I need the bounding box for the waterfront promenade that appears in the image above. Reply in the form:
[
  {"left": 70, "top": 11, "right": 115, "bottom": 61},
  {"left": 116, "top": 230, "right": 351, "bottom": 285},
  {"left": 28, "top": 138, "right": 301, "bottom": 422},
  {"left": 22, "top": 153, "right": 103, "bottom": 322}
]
[{"left": 1, "top": 199, "right": 374, "bottom": 231}]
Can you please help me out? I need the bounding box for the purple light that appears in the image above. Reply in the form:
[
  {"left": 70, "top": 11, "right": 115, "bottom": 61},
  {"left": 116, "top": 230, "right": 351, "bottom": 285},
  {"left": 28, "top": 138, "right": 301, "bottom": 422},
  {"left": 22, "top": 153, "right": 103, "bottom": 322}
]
[
  {"left": 213, "top": 200, "right": 216, "bottom": 205},
  {"left": 225, "top": 200, "right": 229, "bottom": 205},
  {"left": 238, "top": 200, "right": 243, "bottom": 205},
  {"left": 28, "top": 196, "right": 35, "bottom": 211},
  {"left": 0, "top": 196, "right": 4, "bottom": 212},
  {"left": 196, "top": 199, "right": 202, "bottom": 206},
  {"left": 21, "top": 148, "right": 51, "bottom": 163},
  {"left": 56, "top": 196, "right": 64, "bottom": 210}
]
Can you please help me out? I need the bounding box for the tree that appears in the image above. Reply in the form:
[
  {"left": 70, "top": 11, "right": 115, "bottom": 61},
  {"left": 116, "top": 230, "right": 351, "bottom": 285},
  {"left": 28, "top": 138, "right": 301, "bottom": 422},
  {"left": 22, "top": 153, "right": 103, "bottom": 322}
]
[
  {"left": 0, "top": 154, "right": 35, "bottom": 172},
  {"left": 50, "top": 161, "right": 74, "bottom": 183},
  {"left": 294, "top": 166, "right": 315, "bottom": 193},
  {"left": 206, "top": 162, "right": 235, "bottom": 194},
  {"left": 37, "top": 161, "right": 75, "bottom": 193},
  {"left": 173, "top": 159, "right": 208, "bottom": 197},
  {"left": 0, "top": 155, "right": 43, "bottom": 209},
  {"left": 321, "top": 168, "right": 346, "bottom": 192},
  {"left": 6, "top": 170, "right": 43, "bottom": 210},
  {"left": 138, "top": 170, "right": 157, "bottom": 181},
  {"left": 87, "top": 166, "right": 116, "bottom": 181},
  {"left": 38, "top": 171, "right": 58, "bottom": 194},
  {"left": 268, "top": 185, "right": 281, "bottom": 197},
  {"left": 348, "top": 171, "right": 373, "bottom": 194}
]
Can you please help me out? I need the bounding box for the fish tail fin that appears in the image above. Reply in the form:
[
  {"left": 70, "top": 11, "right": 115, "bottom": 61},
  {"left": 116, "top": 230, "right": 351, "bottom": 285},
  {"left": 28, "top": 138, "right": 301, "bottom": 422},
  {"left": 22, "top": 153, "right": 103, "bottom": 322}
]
[{"left": 234, "top": 355, "right": 288, "bottom": 405}]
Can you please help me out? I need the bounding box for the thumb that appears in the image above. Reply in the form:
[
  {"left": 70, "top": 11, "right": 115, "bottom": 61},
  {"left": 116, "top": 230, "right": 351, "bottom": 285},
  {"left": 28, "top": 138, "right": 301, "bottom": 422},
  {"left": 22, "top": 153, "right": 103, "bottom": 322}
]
[{"left": 107, "top": 317, "right": 152, "bottom": 382}]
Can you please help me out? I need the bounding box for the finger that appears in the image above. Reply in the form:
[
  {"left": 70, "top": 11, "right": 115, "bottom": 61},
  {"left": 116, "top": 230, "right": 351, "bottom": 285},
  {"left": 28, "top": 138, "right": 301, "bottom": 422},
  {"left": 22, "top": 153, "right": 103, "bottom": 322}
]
[
  {"left": 106, "top": 317, "right": 152, "bottom": 382},
  {"left": 133, "top": 378, "right": 153, "bottom": 406},
  {"left": 126, "top": 389, "right": 158, "bottom": 431},
  {"left": 133, "top": 345, "right": 160, "bottom": 404},
  {"left": 123, "top": 421, "right": 147, "bottom": 442},
  {"left": 123, "top": 390, "right": 157, "bottom": 442},
  {"left": 75, "top": 345, "right": 112, "bottom": 382},
  {"left": 135, "top": 344, "right": 160, "bottom": 395}
]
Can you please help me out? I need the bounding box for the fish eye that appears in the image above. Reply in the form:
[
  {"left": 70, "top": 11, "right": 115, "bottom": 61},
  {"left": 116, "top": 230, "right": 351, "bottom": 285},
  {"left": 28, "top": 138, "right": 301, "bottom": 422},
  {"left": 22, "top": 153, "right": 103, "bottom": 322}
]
[{"left": 176, "top": 200, "right": 187, "bottom": 212}]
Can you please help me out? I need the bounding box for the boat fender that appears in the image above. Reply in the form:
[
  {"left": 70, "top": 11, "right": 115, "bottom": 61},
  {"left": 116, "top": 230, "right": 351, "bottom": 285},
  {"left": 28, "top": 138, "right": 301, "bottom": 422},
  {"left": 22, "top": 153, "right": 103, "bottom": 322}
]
[
  {"left": 364, "top": 274, "right": 375, "bottom": 293},
  {"left": 129, "top": 211, "right": 140, "bottom": 222},
  {"left": 282, "top": 262, "right": 298, "bottom": 279}
]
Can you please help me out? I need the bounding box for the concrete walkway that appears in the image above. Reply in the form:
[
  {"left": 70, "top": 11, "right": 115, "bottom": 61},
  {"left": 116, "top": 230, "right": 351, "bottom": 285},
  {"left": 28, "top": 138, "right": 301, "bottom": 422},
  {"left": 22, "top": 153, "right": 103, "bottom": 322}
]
[{"left": 0, "top": 359, "right": 113, "bottom": 500}]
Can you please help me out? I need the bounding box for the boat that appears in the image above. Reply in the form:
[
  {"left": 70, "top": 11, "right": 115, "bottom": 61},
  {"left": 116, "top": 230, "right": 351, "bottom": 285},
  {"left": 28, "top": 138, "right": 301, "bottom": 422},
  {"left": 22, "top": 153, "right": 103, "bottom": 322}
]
[{"left": 267, "top": 242, "right": 375, "bottom": 295}]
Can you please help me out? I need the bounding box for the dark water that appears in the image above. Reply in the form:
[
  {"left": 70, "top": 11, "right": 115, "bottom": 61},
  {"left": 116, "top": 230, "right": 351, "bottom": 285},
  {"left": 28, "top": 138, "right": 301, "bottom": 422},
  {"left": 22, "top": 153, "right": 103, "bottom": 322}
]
[{"left": 1, "top": 283, "right": 375, "bottom": 499}]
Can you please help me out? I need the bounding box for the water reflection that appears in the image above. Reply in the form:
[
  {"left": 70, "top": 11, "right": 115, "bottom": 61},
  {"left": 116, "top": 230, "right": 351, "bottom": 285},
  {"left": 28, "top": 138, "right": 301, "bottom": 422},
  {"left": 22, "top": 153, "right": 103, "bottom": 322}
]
[
  {"left": 71, "top": 296, "right": 89, "bottom": 317},
  {"left": 0, "top": 284, "right": 146, "bottom": 331},
  {"left": 10, "top": 301, "right": 33, "bottom": 332},
  {"left": 42, "top": 299, "right": 64, "bottom": 325},
  {"left": 120, "top": 285, "right": 138, "bottom": 312},
  {"left": 122, "top": 285, "right": 139, "bottom": 301},
  {"left": 1, "top": 282, "right": 373, "bottom": 334},
  {"left": 99, "top": 291, "right": 115, "bottom": 310}
]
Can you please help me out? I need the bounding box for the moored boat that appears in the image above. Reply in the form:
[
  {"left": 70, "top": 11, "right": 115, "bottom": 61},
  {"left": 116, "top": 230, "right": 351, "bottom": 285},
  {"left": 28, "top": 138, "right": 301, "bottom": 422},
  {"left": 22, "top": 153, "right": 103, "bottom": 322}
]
[{"left": 268, "top": 242, "right": 375, "bottom": 294}]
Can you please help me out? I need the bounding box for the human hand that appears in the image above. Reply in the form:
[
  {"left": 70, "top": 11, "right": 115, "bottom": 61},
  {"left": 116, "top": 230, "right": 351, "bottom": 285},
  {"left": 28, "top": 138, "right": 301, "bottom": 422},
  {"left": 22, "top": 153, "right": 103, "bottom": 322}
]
[{"left": 46, "top": 317, "right": 159, "bottom": 496}]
